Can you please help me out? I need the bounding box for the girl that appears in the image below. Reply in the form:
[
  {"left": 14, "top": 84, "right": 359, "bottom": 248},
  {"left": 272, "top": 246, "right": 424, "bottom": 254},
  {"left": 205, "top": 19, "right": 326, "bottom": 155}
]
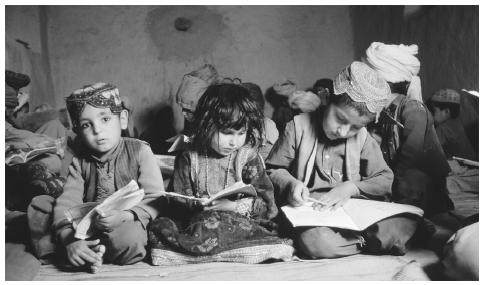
[{"left": 150, "top": 84, "right": 287, "bottom": 258}]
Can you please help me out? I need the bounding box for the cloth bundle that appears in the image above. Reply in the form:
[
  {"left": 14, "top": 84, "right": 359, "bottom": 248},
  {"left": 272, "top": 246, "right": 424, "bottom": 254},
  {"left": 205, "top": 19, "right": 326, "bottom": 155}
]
[
  {"left": 176, "top": 64, "right": 219, "bottom": 112},
  {"left": 288, "top": 91, "right": 321, "bottom": 112}
]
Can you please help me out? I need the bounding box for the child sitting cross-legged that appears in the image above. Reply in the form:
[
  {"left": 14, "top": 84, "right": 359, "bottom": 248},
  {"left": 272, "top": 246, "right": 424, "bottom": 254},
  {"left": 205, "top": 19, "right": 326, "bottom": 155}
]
[
  {"left": 52, "top": 82, "right": 164, "bottom": 272},
  {"left": 266, "top": 62, "right": 420, "bottom": 259},
  {"left": 148, "top": 84, "right": 293, "bottom": 264}
]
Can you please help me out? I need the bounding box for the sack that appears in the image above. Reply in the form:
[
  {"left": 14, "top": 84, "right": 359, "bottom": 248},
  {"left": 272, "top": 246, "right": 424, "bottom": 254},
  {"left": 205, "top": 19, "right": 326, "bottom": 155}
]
[
  {"left": 176, "top": 64, "right": 218, "bottom": 112},
  {"left": 361, "top": 214, "right": 419, "bottom": 255}
]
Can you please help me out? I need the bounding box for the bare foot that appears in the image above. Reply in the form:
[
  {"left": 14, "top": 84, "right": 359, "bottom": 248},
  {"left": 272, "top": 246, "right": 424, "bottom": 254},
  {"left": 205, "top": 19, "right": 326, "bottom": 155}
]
[{"left": 89, "top": 244, "right": 106, "bottom": 273}]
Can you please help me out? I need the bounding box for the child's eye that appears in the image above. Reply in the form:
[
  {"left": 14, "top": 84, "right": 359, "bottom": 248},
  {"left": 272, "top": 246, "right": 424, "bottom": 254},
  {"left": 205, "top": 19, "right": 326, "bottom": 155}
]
[
  {"left": 102, "top": 116, "right": 112, "bottom": 123},
  {"left": 336, "top": 115, "right": 347, "bottom": 124},
  {"left": 80, "top": 122, "right": 91, "bottom": 129}
]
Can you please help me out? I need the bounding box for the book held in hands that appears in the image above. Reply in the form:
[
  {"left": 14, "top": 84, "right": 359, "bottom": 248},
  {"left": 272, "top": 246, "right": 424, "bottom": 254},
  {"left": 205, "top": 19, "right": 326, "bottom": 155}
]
[
  {"left": 65, "top": 180, "right": 145, "bottom": 239},
  {"left": 162, "top": 181, "right": 257, "bottom": 206},
  {"left": 281, "top": 198, "right": 424, "bottom": 231}
]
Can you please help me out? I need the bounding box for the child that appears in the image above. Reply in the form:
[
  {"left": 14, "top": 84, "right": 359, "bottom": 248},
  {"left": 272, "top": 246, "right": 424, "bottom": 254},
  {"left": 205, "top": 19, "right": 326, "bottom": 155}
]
[
  {"left": 363, "top": 42, "right": 454, "bottom": 219},
  {"left": 266, "top": 62, "right": 418, "bottom": 258},
  {"left": 52, "top": 82, "right": 164, "bottom": 272},
  {"left": 150, "top": 83, "right": 285, "bottom": 257},
  {"left": 428, "top": 89, "right": 477, "bottom": 160}
]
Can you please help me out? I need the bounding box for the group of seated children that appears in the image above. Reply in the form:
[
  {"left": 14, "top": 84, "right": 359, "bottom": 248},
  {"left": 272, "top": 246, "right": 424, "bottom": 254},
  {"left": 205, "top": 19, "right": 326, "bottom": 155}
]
[{"left": 23, "top": 42, "right": 476, "bottom": 278}]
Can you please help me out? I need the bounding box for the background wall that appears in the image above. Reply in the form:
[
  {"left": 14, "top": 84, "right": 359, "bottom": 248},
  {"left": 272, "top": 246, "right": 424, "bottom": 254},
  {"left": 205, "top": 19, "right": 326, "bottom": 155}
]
[
  {"left": 351, "top": 5, "right": 479, "bottom": 151},
  {"left": 6, "top": 5, "right": 354, "bottom": 132},
  {"left": 5, "top": 5, "right": 478, "bottom": 146}
]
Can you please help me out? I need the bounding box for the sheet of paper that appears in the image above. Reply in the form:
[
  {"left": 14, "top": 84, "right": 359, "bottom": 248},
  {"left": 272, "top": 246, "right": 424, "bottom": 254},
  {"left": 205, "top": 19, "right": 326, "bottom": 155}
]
[
  {"left": 343, "top": 199, "right": 424, "bottom": 230},
  {"left": 281, "top": 202, "right": 359, "bottom": 230}
]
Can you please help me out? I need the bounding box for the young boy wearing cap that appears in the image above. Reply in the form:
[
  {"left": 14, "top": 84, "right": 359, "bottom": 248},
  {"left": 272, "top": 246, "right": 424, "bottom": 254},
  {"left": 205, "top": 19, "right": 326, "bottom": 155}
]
[
  {"left": 266, "top": 62, "right": 418, "bottom": 258},
  {"left": 51, "top": 82, "right": 164, "bottom": 272},
  {"left": 428, "top": 89, "right": 476, "bottom": 160}
]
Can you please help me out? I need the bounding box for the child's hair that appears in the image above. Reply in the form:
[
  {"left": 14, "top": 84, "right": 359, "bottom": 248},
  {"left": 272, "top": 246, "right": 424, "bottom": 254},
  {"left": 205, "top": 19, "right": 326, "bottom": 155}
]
[
  {"left": 329, "top": 92, "right": 376, "bottom": 122},
  {"left": 242, "top": 82, "right": 265, "bottom": 110},
  {"left": 429, "top": 101, "right": 460, "bottom": 119},
  {"left": 191, "top": 84, "right": 264, "bottom": 153},
  {"left": 312, "top": 78, "right": 334, "bottom": 95}
]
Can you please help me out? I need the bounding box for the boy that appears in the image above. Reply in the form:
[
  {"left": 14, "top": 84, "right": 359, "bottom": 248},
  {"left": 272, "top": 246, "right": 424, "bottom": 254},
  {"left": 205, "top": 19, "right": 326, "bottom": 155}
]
[
  {"left": 363, "top": 42, "right": 454, "bottom": 219},
  {"left": 266, "top": 62, "right": 417, "bottom": 258},
  {"left": 429, "top": 89, "right": 476, "bottom": 160},
  {"left": 52, "top": 82, "right": 164, "bottom": 271}
]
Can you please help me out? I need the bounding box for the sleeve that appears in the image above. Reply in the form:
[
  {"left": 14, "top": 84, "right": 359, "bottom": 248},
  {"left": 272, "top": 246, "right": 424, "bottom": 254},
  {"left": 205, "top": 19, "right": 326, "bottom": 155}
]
[
  {"left": 53, "top": 157, "right": 85, "bottom": 244},
  {"left": 167, "top": 151, "right": 200, "bottom": 210},
  {"left": 395, "top": 100, "right": 428, "bottom": 171},
  {"left": 242, "top": 153, "right": 278, "bottom": 219},
  {"left": 265, "top": 120, "right": 301, "bottom": 204},
  {"left": 353, "top": 134, "right": 393, "bottom": 199},
  {"left": 130, "top": 144, "right": 165, "bottom": 228}
]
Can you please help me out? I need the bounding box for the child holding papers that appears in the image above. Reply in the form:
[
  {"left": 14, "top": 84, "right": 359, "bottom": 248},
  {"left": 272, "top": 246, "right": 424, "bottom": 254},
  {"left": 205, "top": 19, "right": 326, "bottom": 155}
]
[
  {"left": 149, "top": 84, "right": 290, "bottom": 258},
  {"left": 45, "top": 83, "right": 164, "bottom": 272},
  {"left": 266, "top": 62, "right": 419, "bottom": 258}
]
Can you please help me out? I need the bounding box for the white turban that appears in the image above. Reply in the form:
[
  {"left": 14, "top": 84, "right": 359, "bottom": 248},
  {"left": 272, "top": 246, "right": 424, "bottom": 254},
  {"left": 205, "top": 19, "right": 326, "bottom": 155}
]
[{"left": 364, "top": 42, "right": 423, "bottom": 102}]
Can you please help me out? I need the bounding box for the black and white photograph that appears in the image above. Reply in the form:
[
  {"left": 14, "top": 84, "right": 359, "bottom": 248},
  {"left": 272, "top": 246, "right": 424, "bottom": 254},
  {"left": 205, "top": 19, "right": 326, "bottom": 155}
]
[{"left": 3, "top": 3, "right": 480, "bottom": 281}]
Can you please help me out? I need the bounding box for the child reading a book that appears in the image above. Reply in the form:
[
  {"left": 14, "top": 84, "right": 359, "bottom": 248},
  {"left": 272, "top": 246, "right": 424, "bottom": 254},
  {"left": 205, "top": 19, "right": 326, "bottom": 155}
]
[
  {"left": 50, "top": 82, "right": 164, "bottom": 272},
  {"left": 266, "top": 62, "right": 419, "bottom": 259},
  {"left": 149, "top": 84, "right": 290, "bottom": 258}
]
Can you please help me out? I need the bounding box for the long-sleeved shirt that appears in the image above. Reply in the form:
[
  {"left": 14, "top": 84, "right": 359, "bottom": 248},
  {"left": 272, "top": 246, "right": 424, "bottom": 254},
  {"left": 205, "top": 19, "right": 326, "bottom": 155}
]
[
  {"left": 53, "top": 137, "right": 164, "bottom": 244},
  {"left": 266, "top": 111, "right": 393, "bottom": 204},
  {"left": 372, "top": 94, "right": 453, "bottom": 215},
  {"left": 169, "top": 145, "right": 278, "bottom": 220}
]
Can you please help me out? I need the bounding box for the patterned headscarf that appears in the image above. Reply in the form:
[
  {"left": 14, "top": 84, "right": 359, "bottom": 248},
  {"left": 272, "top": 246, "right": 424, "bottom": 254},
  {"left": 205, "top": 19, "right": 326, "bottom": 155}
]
[
  {"left": 334, "top": 61, "right": 391, "bottom": 116},
  {"left": 65, "top": 82, "right": 123, "bottom": 129}
]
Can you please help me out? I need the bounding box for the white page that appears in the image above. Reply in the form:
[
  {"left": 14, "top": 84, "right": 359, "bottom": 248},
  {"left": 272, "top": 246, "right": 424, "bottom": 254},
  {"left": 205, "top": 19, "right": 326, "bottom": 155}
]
[
  {"left": 281, "top": 202, "right": 359, "bottom": 230},
  {"left": 343, "top": 199, "right": 424, "bottom": 230}
]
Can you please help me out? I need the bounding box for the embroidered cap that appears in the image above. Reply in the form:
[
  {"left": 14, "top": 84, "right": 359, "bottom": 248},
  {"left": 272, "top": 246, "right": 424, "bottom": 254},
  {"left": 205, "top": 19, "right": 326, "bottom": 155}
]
[
  {"left": 65, "top": 82, "right": 123, "bottom": 128},
  {"left": 333, "top": 61, "right": 391, "bottom": 115},
  {"left": 430, "top": 89, "right": 460, "bottom": 105}
]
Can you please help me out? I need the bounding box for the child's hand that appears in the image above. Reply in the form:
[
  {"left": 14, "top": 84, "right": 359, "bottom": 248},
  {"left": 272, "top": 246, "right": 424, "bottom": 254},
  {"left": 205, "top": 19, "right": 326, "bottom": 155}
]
[
  {"left": 312, "top": 181, "right": 358, "bottom": 211},
  {"left": 65, "top": 239, "right": 102, "bottom": 267},
  {"left": 94, "top": 210, "right": 133, "bottom": 232},
  {"left": 288, "top": 180, "right": 310, "bottom": 207},
  {"left": 203, "top": 199, "right": 237, "bottom": 212}
]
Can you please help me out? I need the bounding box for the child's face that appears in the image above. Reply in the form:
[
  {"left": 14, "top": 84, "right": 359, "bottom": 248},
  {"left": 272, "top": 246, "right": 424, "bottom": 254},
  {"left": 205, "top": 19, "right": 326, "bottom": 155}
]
[
  {"left": 210, "top": 127, "right": 247, "bottom": 156},
  {"left": 77, "top": 104, "right": 128, "bottom": 155},
  {"left": 431, "top": 106, "right": 449, "bottom": 125},
  {"left": 322, "top": 104, "right": 371, "bottom": 140}
]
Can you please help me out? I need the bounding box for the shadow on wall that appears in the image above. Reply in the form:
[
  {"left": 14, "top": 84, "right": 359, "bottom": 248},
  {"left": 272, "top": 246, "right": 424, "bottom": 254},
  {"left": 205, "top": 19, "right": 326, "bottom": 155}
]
[{"left": 144, "top": 6, "right": 227, "bottom": 61}]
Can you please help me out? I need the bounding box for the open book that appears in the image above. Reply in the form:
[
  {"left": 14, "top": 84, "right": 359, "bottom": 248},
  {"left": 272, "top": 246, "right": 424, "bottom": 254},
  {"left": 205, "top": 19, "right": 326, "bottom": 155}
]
[
  {"left": 65, "top": 180, "right": 144, "bottom": 239},
  {"left": 5, "top": 146, "right": 58, "bottom": 165},
  {"left": 281, "top": 198, "right": 424, "bottom": 231},
  {"left": 162, "top": 181, "right": 257, "bottom": 206}
]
